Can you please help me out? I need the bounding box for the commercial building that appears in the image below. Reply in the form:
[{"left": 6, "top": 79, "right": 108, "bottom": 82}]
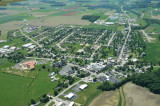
[
  {"left": 64, "top": 93, "right": 74, "bottom": 99},
  {"left": 79, "top": 84, "right": 88, "bottom": 90}
]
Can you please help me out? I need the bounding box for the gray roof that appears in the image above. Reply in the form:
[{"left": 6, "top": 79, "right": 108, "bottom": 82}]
[{"left": 59, "top": 65, "right": 74, "bottom": 76}]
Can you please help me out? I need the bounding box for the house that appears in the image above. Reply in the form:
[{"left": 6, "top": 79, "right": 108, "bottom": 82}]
[
  {"left": 3, "top": 45, "right": 10, "bottom": 49},
  {"left": 49, "top": 72, "right": 55, "bottom": 76},
  {"left": 22, "top": 61, "right": 36, "bottom": 70},
  {"left": 64, "top": 93, "right": 74, "bottom": 99},
  {"left": 79, "top": 84, "right": 88, "bottom": 90},
  {"left": 68, "top": 102, "right": 74, "bottom": 106},
  {"left": 22, "top": 43, "right": 33, "bottom": 48}
]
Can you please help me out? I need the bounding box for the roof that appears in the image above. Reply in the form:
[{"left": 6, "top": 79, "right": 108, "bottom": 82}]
[
  {"left": 49, "top": 72, "right": 55, "bottom": 76},
  {"left": 22, "top": 43, "right": 33, "bottom": 47},
  {"left": 59, "top": 65, "right": 73, "bottom": 75},
  {"left": 23, "top": 61, "right": 36, "bottom": 70},
  {"left": 65, "top": 93, "right": 74, "bottom": 99},
  {"left": 79, "top": 84, "right": 88, "bottom": 90},
  {"left": 68, "top": 102, "right": 74, "bottom": 106}
]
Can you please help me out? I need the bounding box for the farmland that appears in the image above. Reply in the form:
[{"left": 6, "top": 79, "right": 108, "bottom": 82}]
[
  {"left": 123, "top": 83, "right": 160, "bottom": 106},
  {"left": 89, "top": 90, "right": 119, "bottom": 106}
]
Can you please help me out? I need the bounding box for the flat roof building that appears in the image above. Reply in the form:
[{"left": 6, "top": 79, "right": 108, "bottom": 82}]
[
  {"left": 79, "top": 84, "right": 88, "bottom": 90},
  {"left": 64, "top": 93, "right": 74, "bottom": 99}
]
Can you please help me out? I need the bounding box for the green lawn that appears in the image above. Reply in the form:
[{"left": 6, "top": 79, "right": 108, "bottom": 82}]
[
  {"left": 144, "top": 43, "right": 160, "bottom": 65},
  {"left": 75, "top": 82, "right": 102, "bottom": 105},
  {"left": 83, "top": 24, "right": 118, "bottom": 30},
  {"left": 0, "top": 65, "right": 59, "bottom": 106}
]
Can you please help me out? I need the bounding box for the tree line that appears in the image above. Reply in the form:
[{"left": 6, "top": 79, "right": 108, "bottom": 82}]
[
  {"left": 98, "top": 69, "right": 160, "bottom": 94},
  {"left": 82, "top": 15, "right": 100, "bottom": 22}
]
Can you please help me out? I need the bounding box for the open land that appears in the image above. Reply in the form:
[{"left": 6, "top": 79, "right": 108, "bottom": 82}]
[
  {"left": 89, "top": 90, "right": 119, "bottom": 106},
  {"left": 123, "top": 83, "right": 160, "bottom": 106}
]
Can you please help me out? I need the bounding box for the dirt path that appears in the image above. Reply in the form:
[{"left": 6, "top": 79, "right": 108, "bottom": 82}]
[
  {"left": 141, "top": 30, "right": 151, "bottom": 42},
  {"left": 120, "top": 86, "right": 125, "bottom": 106}
]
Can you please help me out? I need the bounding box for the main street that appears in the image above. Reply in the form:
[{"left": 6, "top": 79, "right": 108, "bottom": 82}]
[{"left": 117, "top": 6, "right": 131, "bottom": 63}]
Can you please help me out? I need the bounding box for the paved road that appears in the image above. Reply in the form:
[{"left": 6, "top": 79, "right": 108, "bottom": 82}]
[
  {"left": 19, "top": 28, "right": 43, "bottom": 48},
  {"left": 107, "top": 32, "right": 116, "bottom": 47},
  {"left": 95, "top": 30, "right": 107, "bottom": 44},
  {"left": 141, "top": 12, "right": 144, "bottom": 19},
  {"left": 26, "top": 57, "right": 54, "bottom": 61},
  {"left": 117, "top": 6, "right": 131, "bottom": 62},
  {"left": 45, "top": 79, "right": 82, "bottom": 106},
  {"left": 141, "top": 30, "right": 151, "bottom": 42},
  {"left": 91, "top": 30, "right": 107, "bottom": 58},
  {"left": 56, "top": 31, "right": 74, "bottom": 51}
]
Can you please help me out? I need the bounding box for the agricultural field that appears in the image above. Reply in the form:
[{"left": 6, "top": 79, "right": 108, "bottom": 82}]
[
  {"left": 123, "top": 83, "right": 160, "bottom": 106},
  {"left": 89, "top": 90, "right": 119, "bottom": 106}
]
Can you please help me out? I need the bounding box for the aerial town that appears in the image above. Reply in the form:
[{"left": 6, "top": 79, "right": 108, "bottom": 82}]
[{"left": 0, "top": 0, "right": 160, "bottom": 106}]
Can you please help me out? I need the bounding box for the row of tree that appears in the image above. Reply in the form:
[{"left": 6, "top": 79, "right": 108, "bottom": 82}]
[
  {"left": 98, "top": 69, "right": 160, "bottom": 94},
  {"left": 82, "top": 15, "right": 100, "bottom": 22}
]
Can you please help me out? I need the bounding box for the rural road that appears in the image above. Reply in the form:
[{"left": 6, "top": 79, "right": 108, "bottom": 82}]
[{"left": 19, "top": 28, "right": 43, "bottom": 48}]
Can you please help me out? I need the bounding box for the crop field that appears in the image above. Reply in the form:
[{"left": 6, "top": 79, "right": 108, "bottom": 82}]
[
  {"left": 123, "top": 83, "right": 160, "bottom": 106},
  {"left": 0, "top": 13, "right": 34, "bottom": 24},
  {"left": 28, "top": 16, "right": 90, "bottom": 27},
  {"left": 89, "top": 90, "right": 119, "bottom": 106}
]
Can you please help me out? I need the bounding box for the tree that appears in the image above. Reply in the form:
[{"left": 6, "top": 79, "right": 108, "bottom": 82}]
[
  {"left": 54, "top": 90, "right": 58, "bottom": 96},
  {"left": 42, "top": 65, "right": 46, "bottom": 69},
  {"left": 31, "top": 99, "right": 35, "bottom": 104},
  {"left": 93, "top": 77, "right": 97, "bottom": 82}
]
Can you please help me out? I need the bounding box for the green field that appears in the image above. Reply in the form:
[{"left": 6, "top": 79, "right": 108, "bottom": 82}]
[
  {"left": 0, "top": 65, "right": 59, "bottom": 106},
  {"left": 144, "top": 34, "right": 160, "bottom": 65},
  {"left": 83, "top": 24, "right": 118, "bottom": 30},
  {"left": 0, "top": 13, "right": 34, "bottom": 24},
  {"left": 146, "top": 24, "right": 160, "bottom": 33},
  {"left": 75, "top": 82, "right": 102, "bottom": 105}
]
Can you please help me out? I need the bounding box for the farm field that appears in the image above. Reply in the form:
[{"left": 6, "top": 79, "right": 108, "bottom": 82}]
[
  {"left": 28, "top": 16, "right": 90, "bottom": 27},
  {"left": 123, "top": 83, "right": 160, "bottom": 106},
  {"left": 89, "top": 90, "right": 119, "bottom": 106}
]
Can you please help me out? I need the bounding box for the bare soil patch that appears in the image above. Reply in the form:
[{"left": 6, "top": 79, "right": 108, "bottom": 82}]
[
  {"left": 152, "top": 15, "right": 160, "bottom": 19},
  {"left": 123, "top": 83, "right": 160, "bottom": 106},
  {"left": 0, "top": 21, "right": 21, "bottom": 40},
  {"left": 89, "top": 90, "right": 119, "bottom": 106},
  {"left": 104, "top": 10, "right": 116, "bottom": 16}
]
